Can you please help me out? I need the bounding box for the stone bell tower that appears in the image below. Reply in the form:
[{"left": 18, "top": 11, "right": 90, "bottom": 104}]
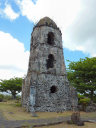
[{"left": 22, "top": 17, "right": 76, "bottom": 112}]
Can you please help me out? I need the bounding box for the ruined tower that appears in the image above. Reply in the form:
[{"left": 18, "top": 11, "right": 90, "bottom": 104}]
[{"left": 22, "top": 17, "right": 77, "bottom": 112}]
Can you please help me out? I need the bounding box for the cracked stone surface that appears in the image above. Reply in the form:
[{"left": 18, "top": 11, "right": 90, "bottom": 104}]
[{"left": 22, "top": 17, "right": 78, "bottom": 112}]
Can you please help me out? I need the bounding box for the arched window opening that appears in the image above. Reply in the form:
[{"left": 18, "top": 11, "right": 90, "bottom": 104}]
[
  {"left": 47, "top": 32, "right": 54, "bottom": 45},
  {"left": 46, "top": 54, "right": 54, "bottom": 69},
  {"left": 50, "top": 86, "right": 57, "bottom": 93}
]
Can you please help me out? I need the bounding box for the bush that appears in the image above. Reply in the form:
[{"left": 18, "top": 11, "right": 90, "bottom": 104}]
[
  {"left": 79, "top": 98, "right": 90, "bottom": 105},
  {"left": 92, "top": 96, "right": 96, "bottom": 103},
  {"left": 3, "top": 95, "right": 12, "bottom": 101},
  {"left": 0, "top": 94, "right": 4, "bottom": 102},
  {"left": 0, "top": 94, "right": 21, "bottom": 102},
  {"left": 16, "top": 95, "right": 21, "bottom": 100},
  {"left": 0, "top": 94, "right": 12, "bottom": 102},
  {"left": 78, "top": 94, "right": 91, "bottom": 111},
  {"left": 79, "top": 98, "right": 91, "bottom": 111},
  {"left": 15, "top": 102, "right": 22, "bottom": 107},
  {"left": 78, "top": 94, "right": 85, "bottom": 99},
  {"left": 78, "top": 94, "right": 85, "bottom": 105}
]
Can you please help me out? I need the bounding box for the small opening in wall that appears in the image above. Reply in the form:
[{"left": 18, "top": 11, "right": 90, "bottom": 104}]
[
  {"left": 47, "top": 32, "right": 54, "bottom": 45},
  {"left": 46, "top": 54, "right": 54, "bottom": 69},
  {"left": 50, "top": 86, "right": 57, "bottom": 93}
]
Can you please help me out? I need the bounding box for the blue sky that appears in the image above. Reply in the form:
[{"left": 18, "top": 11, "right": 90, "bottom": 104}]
[{"left": 0, "top": 0, "right": 95, "bottom": 79}]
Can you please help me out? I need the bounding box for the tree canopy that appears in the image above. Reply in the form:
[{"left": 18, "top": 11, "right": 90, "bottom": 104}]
[
  {"left": 0, "top": 77, "right": 22, "bottom": 99},
  {"left": 67, "top": 57, "right": 96, "bottom": 101}
]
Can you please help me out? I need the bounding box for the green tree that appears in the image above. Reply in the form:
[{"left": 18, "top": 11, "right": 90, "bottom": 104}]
[
  {"left": 0, "top": 77, "right": 22, "bottom": 99},
  {"left": 67, "top": 57, "right": 96, "bottom": 101}
]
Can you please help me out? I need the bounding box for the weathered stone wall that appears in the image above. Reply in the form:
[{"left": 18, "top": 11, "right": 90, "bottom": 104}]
[
  {"left": 29, "top": 73, "right": 71, "bottom": 112},
  {"left": 22, "top": 17, "right": 78, "bottom": 112},
  {"left": 70, "top": 86, "right": 78, "bottom": 111}
]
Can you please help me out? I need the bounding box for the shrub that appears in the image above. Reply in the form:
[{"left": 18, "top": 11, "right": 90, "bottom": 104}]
[
  {"left": 3, "top": 95, "right": 12, "bottom": 101},
  {"left": 78, "top": 94, "right": 91, "bottom": 111},
  {"left": 79, "top": 98, "right": 91, "bottom": 111},
  {"left": 78, "top": 94, "right": 85, "bottom": 100},
  {"left": 78, "top": 94, "right": 85, "bottom": 105},
  {"left": 16, "top": 95, "right": 21, "bottom": 100},
  {"left": 15, "top": 102, "right": 22, "bottom": 107},
  {"left": 0, "top": 94, "right": 4, "bottom": 102},
  {"left": 92, "top": 96, "right": 96, "bottom": 103},
  {"left": 0, "top": 94, "right": 12, "bottom": 102},
  {"left": 79, "top": 98, "right": 90, "bottom": 105}
]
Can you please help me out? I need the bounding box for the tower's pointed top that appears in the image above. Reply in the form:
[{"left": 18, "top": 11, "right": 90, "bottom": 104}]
[{"left": 34, "top": 17, "right": 60, "bottom": 30}]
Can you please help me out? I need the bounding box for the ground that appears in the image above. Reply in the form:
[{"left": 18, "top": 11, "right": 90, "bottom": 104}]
[
  {"left": 0, "top": 100, "right": 96, "bottom": 128},
  {"left": 35, "top": 122, "right": 96, "bottom": 128}
]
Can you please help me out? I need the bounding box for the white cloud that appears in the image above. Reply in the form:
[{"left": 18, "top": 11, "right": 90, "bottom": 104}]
[
  {"left": 64, "top": 0, "right": 96, "bottom": 57},
  {"left": 16, "top": 0, "right": 81, "bottom": 28},
  {"left": 0, "top": 4, "right": 19, "bottom": 20},
  {"left": 16, "top": 0, "right": 96, "bottom": 57},
  {"left": 0, "top": 31, "right": 29, "bottom": 79}
]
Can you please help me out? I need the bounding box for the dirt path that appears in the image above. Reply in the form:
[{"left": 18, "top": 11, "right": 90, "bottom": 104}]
[{"left": 0, "top": 111, "right": 96, "bottom": 128}]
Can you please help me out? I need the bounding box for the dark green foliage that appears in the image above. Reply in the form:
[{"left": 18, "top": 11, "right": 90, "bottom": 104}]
[
  {"left": 15, "top": 102, "right": 22, "bottom": 107},
  {"left": 0, "top": 94, "right": 12, "bottom": 102},
  {"left": 3, "top": 95, "right": 12, "bottom": 101},
  {"left": 0, "top": 94, "right": 4, "bottom": 102},
  {"left": 16, "top": 95, "right": 21, "bottom": 100},
  {"left": 79, "top": 98, "right": 90, "bottom": 106},
  {"left": 93, "top": 97, "right": 96, "bottom": 103},
  {"left": 78, "top": 94, "right": 85, "bottom": 99},
  {"left": 78, "top": 94, "right": 90, "bottom": 111},
  {"left": 14, "top": 99, "right": 22, "bottom": 107},
  {"left": 0, "top": 77, "right": 22, "bottom": 99},
  {"left": 67, "top": 57, "right": 96, "bottom": 101}
]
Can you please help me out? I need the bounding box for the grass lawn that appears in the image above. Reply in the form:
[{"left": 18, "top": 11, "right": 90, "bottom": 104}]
[
  {"left": 34, "top": 122, "right": 96, "bottom": 128},
  {"left": 0, "top": 100, "right": 73, "bottom": 120},
  {"left": 0, "top": 100, "right": 96, "bottom": 121}
]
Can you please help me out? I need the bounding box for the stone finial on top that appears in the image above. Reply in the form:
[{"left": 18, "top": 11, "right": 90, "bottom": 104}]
[{"left": 34, "top": 17, "right": 60, "bottom": 31}]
